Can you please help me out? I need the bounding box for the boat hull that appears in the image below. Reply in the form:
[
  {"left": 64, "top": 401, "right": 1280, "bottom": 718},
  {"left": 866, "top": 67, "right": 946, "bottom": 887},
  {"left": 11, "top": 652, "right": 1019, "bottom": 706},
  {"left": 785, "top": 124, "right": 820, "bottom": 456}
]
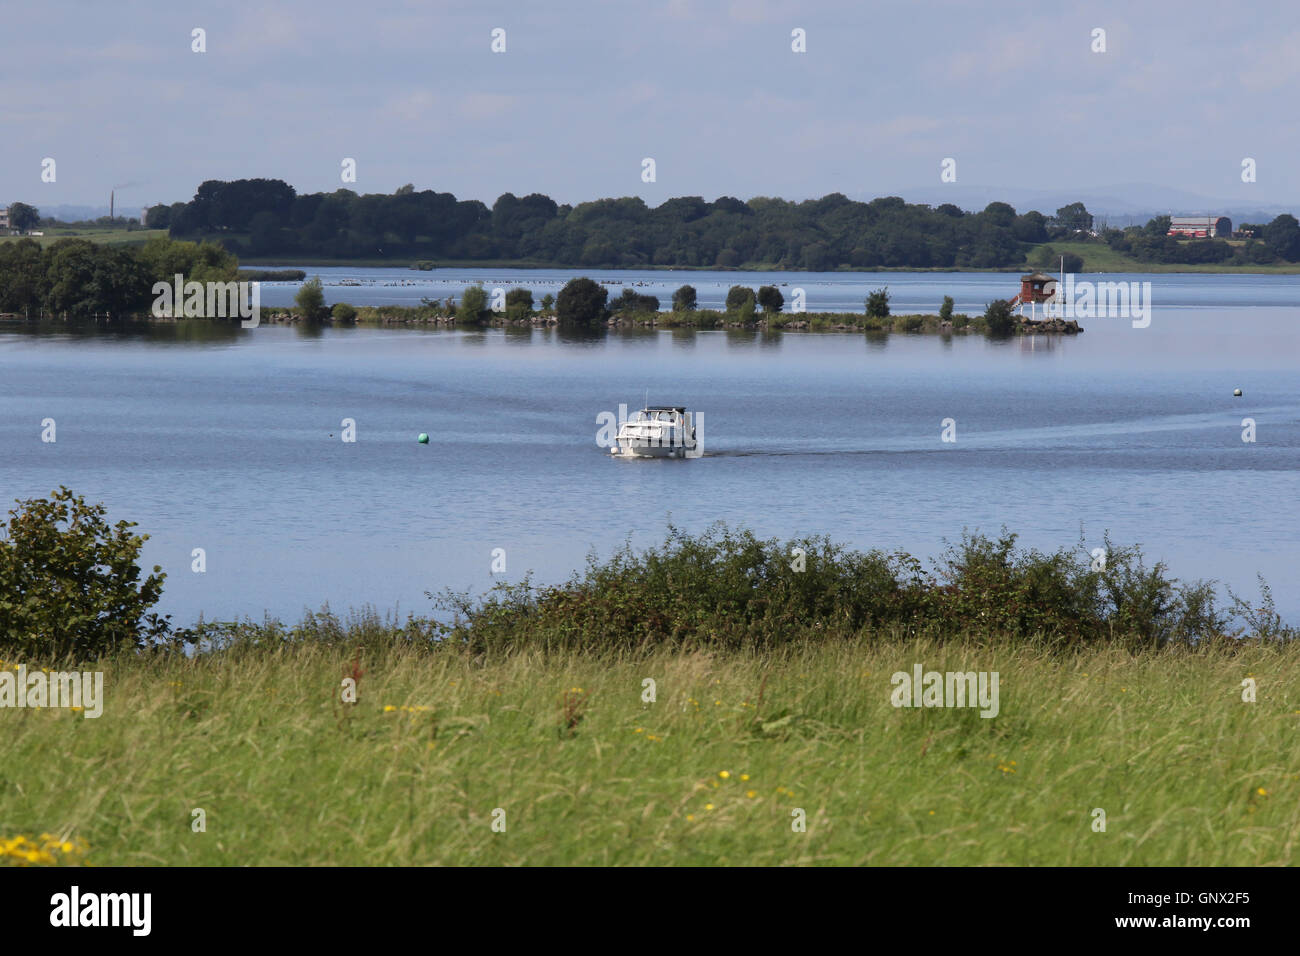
[{"left": 611, "top": 441, "right": 701, "bottom": 459}]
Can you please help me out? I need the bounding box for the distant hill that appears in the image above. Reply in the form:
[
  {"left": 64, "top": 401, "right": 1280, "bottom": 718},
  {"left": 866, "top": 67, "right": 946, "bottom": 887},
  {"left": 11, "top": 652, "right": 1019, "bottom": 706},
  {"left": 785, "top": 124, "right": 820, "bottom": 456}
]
[{"left": 885, "top": 183, "right": 1298, "bottom": 229}]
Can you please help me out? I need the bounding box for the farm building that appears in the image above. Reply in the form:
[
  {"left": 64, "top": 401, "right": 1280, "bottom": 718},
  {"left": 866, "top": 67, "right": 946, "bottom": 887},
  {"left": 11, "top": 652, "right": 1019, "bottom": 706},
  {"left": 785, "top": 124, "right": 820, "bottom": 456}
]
[{"left": 1168, "top": 216, "right": 1232, "bottom": 238}]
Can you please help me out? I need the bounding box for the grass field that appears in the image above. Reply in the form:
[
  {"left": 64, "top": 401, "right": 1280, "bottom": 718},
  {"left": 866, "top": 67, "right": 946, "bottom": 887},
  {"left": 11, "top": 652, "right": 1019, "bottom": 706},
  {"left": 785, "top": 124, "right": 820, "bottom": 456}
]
[
  {"left": 0, "top": 227, "right": 167, "bottom": 248},
  {"left": 2, "top": 636, "right": 1296, "bottom": 866},
  {"left": 1028, "top": 241, "right": 1300, "bottom": 274}
]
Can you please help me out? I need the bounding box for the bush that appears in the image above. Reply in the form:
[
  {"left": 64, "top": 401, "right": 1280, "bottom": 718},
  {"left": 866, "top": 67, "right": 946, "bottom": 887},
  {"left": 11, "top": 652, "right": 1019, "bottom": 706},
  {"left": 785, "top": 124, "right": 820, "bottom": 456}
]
[
  {"left": 505, "top": 287, "right": 534, "bottom": 320},
  {"left": 865, "top": 287, "right": 890, "bottom": 318},
  {"left": 757, "top": 285, "right": 784, "bottom": 313},
  {"left": 432, "top": 523, "right": 1236, "bottom": 653},
  {"left": 984, "top": 299, "right": 1017, "bottom": 336},
  {"left": 672, "top": 285, "right": 697, "bottom": 311},
  {"left": 0, "top": 488, "right": 171, "bottom": 660},
  {"left": 939, "top": 296, "right": 954, "bottom": 322},
  {"left": 610, "top": 288, "right": 660, "bottom": 313},
  {"left": 457, "top": 285, "right": 488, "bottom": 324},
  {"left": 725, "top": 286, "right": 756, "bottom": 311},
  {"left": 331, "top": 302, "right": 357, "bottom": 324},
  {"left": 295, "top": 276, "right": 328, "bottom": 321},
  {"left": 556, "top": 277, "right": 609, "bottom": 328}
]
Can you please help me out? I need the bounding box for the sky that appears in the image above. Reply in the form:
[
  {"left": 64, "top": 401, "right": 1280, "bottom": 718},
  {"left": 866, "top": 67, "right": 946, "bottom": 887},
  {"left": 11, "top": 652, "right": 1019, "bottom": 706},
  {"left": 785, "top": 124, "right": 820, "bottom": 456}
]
[{"left": 2, "top": 0, "right": 1297, "bottom": 216}]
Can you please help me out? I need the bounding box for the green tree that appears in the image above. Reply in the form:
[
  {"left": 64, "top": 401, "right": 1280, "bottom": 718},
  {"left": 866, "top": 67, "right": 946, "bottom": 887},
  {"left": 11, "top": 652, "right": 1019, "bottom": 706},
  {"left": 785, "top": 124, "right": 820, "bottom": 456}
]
[
  {"left": 939, "top": 295, "right": 954, "bottom": 322},
  {"left": 505, "top": 287, "right": 534, "bottom": 320},
  {"left": 611, "top": 288, "right": 659, "bottom": 313},
  {"left": 984, "top": 299, "right": 1017, "bottom": 336},
  {"left": 556, "top": 277, "right": 609, "bottom": 328},
  {"left": 540, "top": 293, "right": 555, "bottom": 311},
  {"left": 1263, "top": 214, "right": 1300, "bottom": 261},
  {"left": 756, "top": 285, "right": 784, "bottom": 313},
  {"left": 865, "top": 287, "right": 890, "bottom": 318},
  {"left": 331, "top": 302, "right": 357, "bottom": 323},
  {"left": 144, "top": 205, "right": 172, "bottom": 230},
  {"left": 1144, "top": 215, "right": 1172, "bottom": 236},
  {"left": 725, "top": 285, "right": 756, "bottom": 311},
  {"left": 0, "top": 488, "right": 171, "bottom": 659},
  {"left": 0, "top": 239, "right": 44, "bottom": 313},
  {"left": 671, "top": 284, "right": 697, "bottom": 311},
  {"left": 458, "top": 284, "right": 489, "bottom": 324},
  {"left": 1053, "top": 202, "right": 1094, "bottom": 234},
  {"left": 295, "top": 276, "right": 328, "bottom": 320},
  {"left": 982, "top": 202, "right": 1016, "bottom": 228},
  {"left": 1012, "top": 211, "right": 1048, "bottom": 243},
  {"left": 8, "top": 202, "right": 40, "bottom": 233}
]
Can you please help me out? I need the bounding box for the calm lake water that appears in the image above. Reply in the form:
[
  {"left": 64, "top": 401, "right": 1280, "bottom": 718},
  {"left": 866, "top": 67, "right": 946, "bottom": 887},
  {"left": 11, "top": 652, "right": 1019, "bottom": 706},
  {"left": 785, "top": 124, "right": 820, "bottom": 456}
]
[
  {"left": 2, "top": 269, "right": 1298, "bottom": 625},
  {"left": 253, "top": 265, "right": 1300, "bottom": 313}
]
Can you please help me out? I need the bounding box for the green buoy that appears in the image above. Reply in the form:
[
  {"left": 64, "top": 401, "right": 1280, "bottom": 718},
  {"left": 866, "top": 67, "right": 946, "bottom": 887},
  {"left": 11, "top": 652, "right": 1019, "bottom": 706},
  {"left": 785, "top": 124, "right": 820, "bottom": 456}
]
[{"left": 417, "top": 433, "right": 429, "bottom": 444}]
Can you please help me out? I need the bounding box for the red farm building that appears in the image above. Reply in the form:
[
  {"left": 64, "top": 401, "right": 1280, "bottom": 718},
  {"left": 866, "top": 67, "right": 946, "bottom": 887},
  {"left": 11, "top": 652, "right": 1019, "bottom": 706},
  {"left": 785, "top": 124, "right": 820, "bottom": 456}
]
[{"left": 1167, "top": 216, "right": 1232, "bottom": 238}]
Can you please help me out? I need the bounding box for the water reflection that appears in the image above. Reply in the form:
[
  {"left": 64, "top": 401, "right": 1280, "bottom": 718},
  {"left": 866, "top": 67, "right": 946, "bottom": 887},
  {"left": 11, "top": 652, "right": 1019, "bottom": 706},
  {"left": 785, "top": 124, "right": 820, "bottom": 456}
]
[
  {"left": 668, "top": 328, "right": 697, "bottom": 349},
  {"left": 0, "top": 316, "right": 244, "bottom": 344},
  {"left": 555, "top": 325, "right": 606, "bottom": 345},
  {"left": 1018, "top": 334, "right": 1059, "bottom": 354}
]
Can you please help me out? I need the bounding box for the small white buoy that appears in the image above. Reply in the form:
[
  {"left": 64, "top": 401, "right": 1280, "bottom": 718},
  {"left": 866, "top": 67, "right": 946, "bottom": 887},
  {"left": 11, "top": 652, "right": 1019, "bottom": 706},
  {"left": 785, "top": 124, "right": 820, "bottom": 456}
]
[{"left": 1233, "top": 388, "right": 1243, "bottom": 397}]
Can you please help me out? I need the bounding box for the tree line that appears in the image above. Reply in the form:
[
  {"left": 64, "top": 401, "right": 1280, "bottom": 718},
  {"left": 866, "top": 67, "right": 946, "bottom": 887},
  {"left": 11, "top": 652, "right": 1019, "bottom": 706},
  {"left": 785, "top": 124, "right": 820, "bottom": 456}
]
[
  {"left": 147, "top": 179, "right": 1113, "bottom": 268},
  {"left": 145, "top": 180, "right": 1300, "bottom": 269},
  {"left": 0, "top": 237, "right": 239, "bottom": 317}
]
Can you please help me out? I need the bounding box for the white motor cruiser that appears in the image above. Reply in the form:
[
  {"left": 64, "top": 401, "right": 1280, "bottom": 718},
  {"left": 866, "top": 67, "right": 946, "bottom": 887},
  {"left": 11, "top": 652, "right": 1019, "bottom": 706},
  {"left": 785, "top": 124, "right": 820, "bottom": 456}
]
[{"left": 611, "top": 406, "right": 702, "bottom": 459}]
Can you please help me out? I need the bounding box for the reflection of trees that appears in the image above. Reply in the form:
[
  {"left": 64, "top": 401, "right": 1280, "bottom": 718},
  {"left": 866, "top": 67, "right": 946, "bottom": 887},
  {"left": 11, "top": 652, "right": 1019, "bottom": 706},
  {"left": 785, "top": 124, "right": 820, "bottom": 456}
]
[
  {"left": 555, "top": 325, "right": 605, "bottom": 345},
  {"left": 0, "top": 316, "right": 243, "bottom": 345},
  {"left": 1018, "top": 334, "right": 1059, "bottom": 354}
]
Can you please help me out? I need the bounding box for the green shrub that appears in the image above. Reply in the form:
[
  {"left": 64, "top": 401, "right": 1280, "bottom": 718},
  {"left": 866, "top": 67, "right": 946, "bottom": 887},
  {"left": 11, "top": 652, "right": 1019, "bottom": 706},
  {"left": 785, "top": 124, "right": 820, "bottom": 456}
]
[
  {"left": 0, "top": 488, "right": 171, "bottom": 660},
  {"left": 984, "top": 298, "right": 1017, "bottom": 336},
  {"left": 725, "top": 286, "right": 756, "bottom": 311},
  {"left": 431, "top": 524, "right": 1236, "bottom": 653},
  {"left": 505, "top": 288, "right": 534, "bottom": 318},
  {"left": 757, "top": 285, "right": 784, "bottom": 313},
  {"left": 939, "top": 296, "right": 954, "bottom": 322},
  {"left": 331, "top": 302, "right": 357, "bottom": 323},
  {"left": 556, "top": 277, "right": 609, "bottom": 328},
  {"left": 865, "top": 287, "right": 890, "bottom": 318},
  {"left": 294, "top": 276, "right": 328, "bottom": 321},
  {"left": 457, "top": 285, "right": 489, "bottom": 325}
]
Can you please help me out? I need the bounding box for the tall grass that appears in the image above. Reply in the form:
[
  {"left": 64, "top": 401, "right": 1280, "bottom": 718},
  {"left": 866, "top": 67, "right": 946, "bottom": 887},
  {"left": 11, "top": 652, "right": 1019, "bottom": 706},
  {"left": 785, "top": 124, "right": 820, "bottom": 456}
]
[{"left": 2, "top": 637, "right": 1296, "bottom": 865}]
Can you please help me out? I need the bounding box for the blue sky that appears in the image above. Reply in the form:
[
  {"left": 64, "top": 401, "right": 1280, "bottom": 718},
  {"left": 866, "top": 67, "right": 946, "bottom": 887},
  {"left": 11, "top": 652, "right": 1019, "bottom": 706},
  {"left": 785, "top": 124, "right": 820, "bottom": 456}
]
[{"left": 2, "top": 0, "right": 1296, "bottom": 213}]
